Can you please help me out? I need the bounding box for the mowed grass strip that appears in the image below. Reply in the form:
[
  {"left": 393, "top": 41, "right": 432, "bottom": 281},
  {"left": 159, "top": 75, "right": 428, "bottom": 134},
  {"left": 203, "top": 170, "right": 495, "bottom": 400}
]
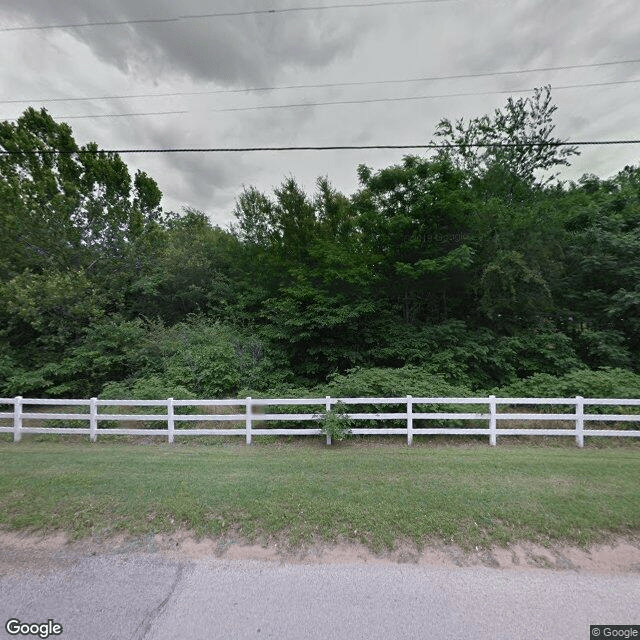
[{"left": 0, "top": 442, "right": 638, "bottom": 551}]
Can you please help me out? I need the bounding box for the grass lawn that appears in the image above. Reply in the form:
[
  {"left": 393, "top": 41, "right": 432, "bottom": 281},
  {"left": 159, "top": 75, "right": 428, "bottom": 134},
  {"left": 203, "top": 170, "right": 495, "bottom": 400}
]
[{"left": 0, "top": 440, "right": 639, "bottom": 551}]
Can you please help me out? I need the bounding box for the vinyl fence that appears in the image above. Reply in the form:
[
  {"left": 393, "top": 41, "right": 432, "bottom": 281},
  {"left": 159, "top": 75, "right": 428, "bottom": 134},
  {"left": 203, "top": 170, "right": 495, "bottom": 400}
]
[{"left": 1, "top": 395, "right": 640, "bottom": 447}]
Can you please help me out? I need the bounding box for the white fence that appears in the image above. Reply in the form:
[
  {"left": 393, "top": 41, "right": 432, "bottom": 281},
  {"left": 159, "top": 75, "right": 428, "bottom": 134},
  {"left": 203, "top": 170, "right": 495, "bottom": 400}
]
[{"left": 1, "top": 395, "right": 640, "bottom": 447}]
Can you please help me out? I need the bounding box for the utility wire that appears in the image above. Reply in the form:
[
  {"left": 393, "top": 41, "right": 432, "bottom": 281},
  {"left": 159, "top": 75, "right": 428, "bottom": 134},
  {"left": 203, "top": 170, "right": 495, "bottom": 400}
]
[
  {"left": 60, "top": 110, "right": 189, "bottom": 119},
  {"left": 212, "top": 78, "right": 640, "bottom": 112},
  {"left": 2, "top": 141, "right": 640, "bottom": 156},
  {"left": 13, "top": 77, "right": 638, "bottom": 121},
  {"left": 0, "top": 0, "right": 454, "bottom": 32},
  {"left": 4, "top": 56, "right": 640, "bottom": 105}
]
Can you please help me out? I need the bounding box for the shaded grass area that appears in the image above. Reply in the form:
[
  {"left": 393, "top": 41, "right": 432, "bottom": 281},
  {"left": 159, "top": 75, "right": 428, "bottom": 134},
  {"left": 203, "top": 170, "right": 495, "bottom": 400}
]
[{"left": 0, "top": 441, "right": 638, "bottom": 551}]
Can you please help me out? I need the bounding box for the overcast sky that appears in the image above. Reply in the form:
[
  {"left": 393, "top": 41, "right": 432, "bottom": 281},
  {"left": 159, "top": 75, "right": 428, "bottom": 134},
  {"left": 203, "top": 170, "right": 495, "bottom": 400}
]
[{"left": 2, "top": 0, "right": 639, "bottom": 227}]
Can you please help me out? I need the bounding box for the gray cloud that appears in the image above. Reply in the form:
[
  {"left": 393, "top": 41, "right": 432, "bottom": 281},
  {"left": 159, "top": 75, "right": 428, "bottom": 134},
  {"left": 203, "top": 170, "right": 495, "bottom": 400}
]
[
  {"left": 1, "top": 0, "right": 366, "bottom": 85},
  {"left": 3, "top": 0, "right": 639, "bottom": 224},
  {"left": 456, "top": 0, "right": 640, "bottom": 77}
]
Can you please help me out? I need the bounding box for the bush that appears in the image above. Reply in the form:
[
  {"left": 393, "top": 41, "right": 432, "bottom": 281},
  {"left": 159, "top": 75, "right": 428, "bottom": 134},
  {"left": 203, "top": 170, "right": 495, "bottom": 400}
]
[
  {"left": 99, "top": 377, "right": 196, "bottom": 430},
  {"left": 324, "top": 365, "right": 473, "bottom": 399},
  {"left": 318, "top": 401, "right": 353, "bottom": 442},
  {"left": 491, "top": 367, "right": 640, "bottom": 399},
  {"left": 100, "top": 376, "right": 194, "bottom": 400},
  {"left": 136, "top": 316, "right": 278, "bottom": 397},
  {"left": 494, "top": 332, "right": 585, "bottom": 380},
  {"left": 573, "top": 329, "right": 632, "bottom": 369}
]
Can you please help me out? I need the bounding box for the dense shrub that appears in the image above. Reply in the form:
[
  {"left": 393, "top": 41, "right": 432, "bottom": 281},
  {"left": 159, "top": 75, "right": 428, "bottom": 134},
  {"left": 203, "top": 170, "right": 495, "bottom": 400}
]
[
  {"left": 491, "top": 367, "right": 640, "bottom": 398},
  {"left": 100, "top": 376, "right": 194, "bottom": 400},
  {"left": 324, "top": 365, "right": 473, "bottom": 398}
]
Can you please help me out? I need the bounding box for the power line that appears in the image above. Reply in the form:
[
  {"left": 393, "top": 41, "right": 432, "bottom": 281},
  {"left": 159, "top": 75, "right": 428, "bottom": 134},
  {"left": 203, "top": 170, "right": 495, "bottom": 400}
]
[
  {"left": 13, "top": 78, "right": 638, "bottom": 121},
  {"left": 2, "top": 141, "right": 639, "bottom": 156},
  {"left": 61, "top": 110, "right": 188, "bottom": 119},
  {"left": 0, "top": 17, "right": 180, "bottom": 31},
  {"left": 0, "top": 0, "right": 454, "bottom": 32},
  {"left": 212, "top": 78, "right": 640, "bottom": 112},
  {"left": 182, "top": 0, "right": 454, "bottom": 19},
  {"left": 4, "top": 56, "right": 640, "bottom": 106}
]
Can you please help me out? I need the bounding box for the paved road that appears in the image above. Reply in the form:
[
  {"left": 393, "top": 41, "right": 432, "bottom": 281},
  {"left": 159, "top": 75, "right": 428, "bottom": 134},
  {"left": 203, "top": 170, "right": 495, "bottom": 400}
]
[{"left": 1, "top": 551, "right": 638, "bottom": 640}]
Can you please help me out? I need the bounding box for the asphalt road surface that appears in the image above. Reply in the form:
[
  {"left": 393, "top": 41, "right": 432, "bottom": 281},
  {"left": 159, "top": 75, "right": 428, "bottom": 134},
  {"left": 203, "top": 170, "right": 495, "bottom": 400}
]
[{"left": 1, "top": 550, "right": 638, "bottom": 640}]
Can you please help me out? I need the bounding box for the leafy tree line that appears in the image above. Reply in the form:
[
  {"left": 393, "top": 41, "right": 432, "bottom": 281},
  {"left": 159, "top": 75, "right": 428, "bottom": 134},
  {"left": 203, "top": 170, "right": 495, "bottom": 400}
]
[{"left": 1, "top": 91, "right": 639, "bottom": 400}]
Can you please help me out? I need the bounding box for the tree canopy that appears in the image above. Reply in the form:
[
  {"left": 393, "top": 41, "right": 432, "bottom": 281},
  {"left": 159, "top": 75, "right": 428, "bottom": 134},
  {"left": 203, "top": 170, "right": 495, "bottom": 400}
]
[{"left": 1, "top": 98, "right": 639, "bottom": 399}]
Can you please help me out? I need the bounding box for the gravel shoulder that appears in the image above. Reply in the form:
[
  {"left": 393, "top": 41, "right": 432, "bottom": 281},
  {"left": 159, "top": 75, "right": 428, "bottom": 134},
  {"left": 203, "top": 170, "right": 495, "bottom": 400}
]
[{"left": 1, "top": 529, "right": 640, "bottom": 575}]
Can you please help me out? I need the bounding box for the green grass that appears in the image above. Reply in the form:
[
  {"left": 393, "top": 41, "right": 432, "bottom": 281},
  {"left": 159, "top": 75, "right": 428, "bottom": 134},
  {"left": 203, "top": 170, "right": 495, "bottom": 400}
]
[{"left": 0, "top": 441, "right": 639, "bottom": 551}]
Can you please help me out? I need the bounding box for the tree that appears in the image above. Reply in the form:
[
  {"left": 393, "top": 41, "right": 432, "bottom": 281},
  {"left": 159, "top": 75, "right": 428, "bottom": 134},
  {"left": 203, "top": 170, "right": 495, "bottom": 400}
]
[
  {"left": 0, "top": 107, "right": 164, "bottom": 280},
  {"left": 557, "top": 166, "right": 640, "bottom": 365},
  {"left": 433, "top": 86, "right": 579, "bottom": 188},
  {"left": 352, "top": 154, "right": 476, "bottom": 324},
  {"left": 0, "top": 109, "right": 167, "bottom": 394},
  {"left": 126, "top": 209, "right": 241, "bottom": 323},
  {"left": 232, "top": 177, "right": 380, "bottom": 379}
]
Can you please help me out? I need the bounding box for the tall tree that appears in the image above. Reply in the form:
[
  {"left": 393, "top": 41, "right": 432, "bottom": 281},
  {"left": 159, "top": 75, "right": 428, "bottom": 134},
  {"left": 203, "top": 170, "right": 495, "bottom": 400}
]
[
  {"left": 433, "top": 86, "right": 579, "bottom": 188},
  {"left": 352, "top": 154, "right": 475, "bottom": 324},
  {"left": 0, "top": 107, "right": 163, "bottom": 281}
]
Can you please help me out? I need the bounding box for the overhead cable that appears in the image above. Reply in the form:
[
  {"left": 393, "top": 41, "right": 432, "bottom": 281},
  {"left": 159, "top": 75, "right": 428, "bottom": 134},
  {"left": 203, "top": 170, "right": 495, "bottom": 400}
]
[
  {"left": 0, "top": 0, "right": 455, "bottom": 32},
  {"left": 2, "top": 141, "right": 640, "bottom": 156},
  {"left": 11, "top": 78, "right": 638, "bottom": 121},
  {"left": 3, "top": 56, "right": 640, "bottom": 105}
]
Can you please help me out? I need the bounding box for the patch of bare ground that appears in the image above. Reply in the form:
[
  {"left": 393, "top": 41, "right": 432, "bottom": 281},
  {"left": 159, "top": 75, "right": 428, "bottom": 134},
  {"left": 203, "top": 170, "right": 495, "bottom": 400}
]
[{"left": 1, "top": 529, "right": 640, "bottom": 575}]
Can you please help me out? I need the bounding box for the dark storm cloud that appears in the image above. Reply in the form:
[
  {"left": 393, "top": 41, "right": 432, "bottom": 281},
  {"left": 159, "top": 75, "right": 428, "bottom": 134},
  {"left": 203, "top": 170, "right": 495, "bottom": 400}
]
[{"left": 1, "top": 0, "right": 365, "bottom": 85}]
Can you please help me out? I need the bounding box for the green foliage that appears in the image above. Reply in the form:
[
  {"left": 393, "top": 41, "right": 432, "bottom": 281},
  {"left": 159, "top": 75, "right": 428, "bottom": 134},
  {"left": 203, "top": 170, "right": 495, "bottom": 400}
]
[
  {"left": 479, "top": 250, "right": 552, "bottom": 326},
  {"left": 100, "top": 377, "right": 195, "bottom": 429},
  {"left": 101, "top": 316, "right": 277, "bottom": 399},
  {"left": 0, "top": 108, "right": 163, "bottom": 280},
  {"left": 492, "top": 367, "right": 640, "bottom": 399},
  {"left": 126, "top": 209, "right": 241, "bottom": 322},
  {"left": 572, "top": 329, "right": 632, "bottom": 370},
  {"left": 318, "top": 401, "right": 353, "bottom": 442},
  {"left": 100, "top": 376, "right": 194, "bottom": 400},
  {"left": 0, "top": 269, "right": 105, "bottom": 349},
  {"left": 353, "top": 154, "right": 475, "bottom": 324},
  {"left": 494, "top": 332, "right": 584, "bottom": 380},
  {"left": 3, "top": 102, "right": 640, "bottom": 405},
  {"left": 325, "top": 365, "right": 473, "bottom": 398},
  {"left": 160, "top": 322, "right": 241, "bottom": 397},
  {"left": 434, "top": 85, "right": 579, "bottom": 185}
]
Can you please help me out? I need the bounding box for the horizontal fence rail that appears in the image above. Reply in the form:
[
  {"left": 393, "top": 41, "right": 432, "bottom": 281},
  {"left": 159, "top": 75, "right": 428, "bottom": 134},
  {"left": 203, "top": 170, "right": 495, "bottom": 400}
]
[{"left": 1, "top": 396, "right": 640, "bottom": 446}]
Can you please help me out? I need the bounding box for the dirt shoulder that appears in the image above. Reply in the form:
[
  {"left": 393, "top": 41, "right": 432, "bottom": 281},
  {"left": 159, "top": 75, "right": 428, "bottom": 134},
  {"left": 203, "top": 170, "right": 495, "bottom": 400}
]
[{"left": 1, "top": 529, "right": 640, "bottom": 575}]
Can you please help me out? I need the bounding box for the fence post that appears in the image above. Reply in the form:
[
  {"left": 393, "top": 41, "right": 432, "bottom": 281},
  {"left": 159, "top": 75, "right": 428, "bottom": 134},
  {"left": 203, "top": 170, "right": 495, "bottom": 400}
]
[
  {"left": 325, "top": 396, "right": 333, "bottom": 445},
  {"left": 90, "top": 397, "right": 98, "bottom": 443},
  {"left": 575, "top": 396, "right": 584, "bottom": 448},
  {"left": 407, "top": 395, "right": 413, "bottom": 446},
  {"left": 489, "top": 395, "right": 497, "bottom": 446},
  {"left": 167, "top": 398, "right": 175, "bottom": 444},
  {"left": 13, "top": 396, "right": 22, "bottom": 443},
  {"left": 246, "top": 397, "right": 252, "bottom": 445}
]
